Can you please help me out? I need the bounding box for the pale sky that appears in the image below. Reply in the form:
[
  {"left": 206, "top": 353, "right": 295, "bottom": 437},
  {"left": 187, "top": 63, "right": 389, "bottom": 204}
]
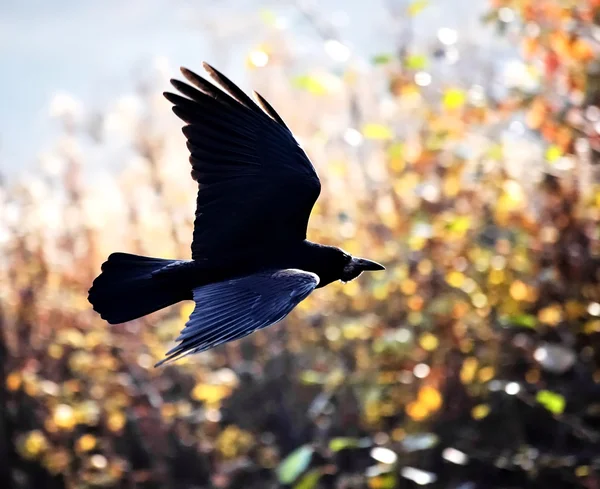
[{"left": 0, "top": 0, "right": 497, "bottom": 180}]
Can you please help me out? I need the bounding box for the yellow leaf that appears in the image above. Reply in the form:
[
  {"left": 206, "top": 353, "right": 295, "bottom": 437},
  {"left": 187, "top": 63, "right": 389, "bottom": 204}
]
[
  {"left": 460, "top": 357, "right": 478, "bottom": 384},
  {"left": 408, "top": 0, "right": 429, "bottom": 16},
  {"left": 259, "top": 9, "right": 277, "bottom": 26},
  {"left": 509, "top": 281, "right": 529, "bottom": 301},
  {"left": 21, "top": 431, "right": 49, "bottom": 459},
  {"left": 418, "top": 386, "right": 442, "bottom": 411},
  {"left": 446, "top": 271, "right": 465, "bottom": 288},
  {"left": 53, "top": 404, "right": 76, "bottom": 431},
  {"left": 538, "top": 305, "right": 562, "bottom": 326},
  {"left": 478, "top": 366, "right": 495, "bottom": 382},
  {"left": 419, "top": 333, "right": 439, "bottom": 351},
  {"left": 191, "top": 383, "right": 232, "bottom": 404},
  {"left": 107, "top": 411, "right": 126, "bottom": 432},
  {"left": 443, "top": 88, "right": 466, "bottom": 110},
  {"left": 536, "top": 390, "right": 565, "bottom": 414},
  {"left": 76, "top": 434, "right": 97, "bottom": 453},
  {"left": 362, "top": 123, "right": 394, "bottom": 140},
  {"left": 406, "top": 401, "right": 429, "bottom": 421},
  {"left": 545, "top": 145, "right": 562, "bottom": 163},
  {"left": 471, "top": 404, "right": 490, "bottom": 419},
  {"left": 292, "top": 75, "right": 329, "bottom": 96}
]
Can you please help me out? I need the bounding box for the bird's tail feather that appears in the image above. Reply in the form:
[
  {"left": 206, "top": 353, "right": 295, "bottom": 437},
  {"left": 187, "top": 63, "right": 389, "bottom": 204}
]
[{"left": 88, "top": 253, "right": 190, "bottom": 324}]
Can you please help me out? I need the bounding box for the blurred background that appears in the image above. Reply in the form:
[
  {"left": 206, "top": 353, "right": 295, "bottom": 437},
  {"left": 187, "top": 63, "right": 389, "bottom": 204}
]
[{"left": 3, "top": 0, "right": 600, "bottom": 488}]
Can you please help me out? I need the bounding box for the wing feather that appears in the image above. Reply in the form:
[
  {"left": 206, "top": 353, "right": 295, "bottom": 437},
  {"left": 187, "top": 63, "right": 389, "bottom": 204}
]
[
  {"left": 164, "top": 63, "right": 321, "bottom": 261},
  {"left": 155, "top": 269, "right": 319, "bottom": 366}
]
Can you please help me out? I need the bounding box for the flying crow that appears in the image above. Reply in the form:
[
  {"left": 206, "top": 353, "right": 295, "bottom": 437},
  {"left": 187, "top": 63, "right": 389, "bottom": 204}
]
[{"left": 88, "top": 62, "right": 384, "bottom": 366}]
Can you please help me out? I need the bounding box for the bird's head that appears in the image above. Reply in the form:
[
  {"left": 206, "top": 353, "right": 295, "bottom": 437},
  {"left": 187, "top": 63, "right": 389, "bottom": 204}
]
[
  {"left": 304, "top": 243, "right": 385, "bottom": 286},
  {"left": 337, "top": 249, "right": 385, "bottom": 283}
]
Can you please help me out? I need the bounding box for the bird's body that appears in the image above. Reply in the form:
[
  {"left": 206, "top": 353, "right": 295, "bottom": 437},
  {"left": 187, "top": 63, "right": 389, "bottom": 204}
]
[{"left": 88, "top": 63, "right": 384, "bottom": 366}]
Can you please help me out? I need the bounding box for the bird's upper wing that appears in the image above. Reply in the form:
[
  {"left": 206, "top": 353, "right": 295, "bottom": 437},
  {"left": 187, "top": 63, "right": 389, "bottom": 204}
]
[
  {"left": 155, "top": 269, "right": 319, "bottom": 366},
  {"left": 164, "top": 63, "right": 321, "bottom": 262}
]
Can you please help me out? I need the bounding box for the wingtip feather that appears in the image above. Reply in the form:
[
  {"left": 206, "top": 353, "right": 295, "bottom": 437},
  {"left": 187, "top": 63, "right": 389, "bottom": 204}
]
[{"left": 201, "top": 61, "right": 214, "bottom": 74}]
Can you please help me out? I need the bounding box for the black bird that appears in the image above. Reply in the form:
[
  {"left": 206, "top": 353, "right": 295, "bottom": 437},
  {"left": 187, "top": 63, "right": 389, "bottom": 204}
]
[{"left": 88, "top": 62, "right": 384, "bottom": 366}]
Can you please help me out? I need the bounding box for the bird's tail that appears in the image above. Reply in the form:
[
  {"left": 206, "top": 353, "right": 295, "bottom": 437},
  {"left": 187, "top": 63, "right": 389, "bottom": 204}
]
[{"left": 88, "top": 253, "right": 191, "bottom": 324}]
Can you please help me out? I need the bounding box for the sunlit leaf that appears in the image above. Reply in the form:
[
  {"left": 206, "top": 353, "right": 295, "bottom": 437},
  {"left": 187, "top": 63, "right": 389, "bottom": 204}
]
[
  {"left": 18, "top": 431, "right": 49, "bottom": 460},
  {"left": 404, "top": 54, "right": 429, "bottom": 70},
  {"left": 368, "top": 472, "right": 398, "bottom": 488},
  {"left": 443, "top": 88, "right": 467, "bottom": 110},
  {"left": 191, "top": 383, "right": 232, "bottom": 403},
  {"left": 300, "top": 370, "right": 326, "bottom": 385},
  {"left": 6, "top": 371, "right": 21, "bottom": 391},
  {"left": 405, "top": 402, "right": 429, "bottom": 421},
  {"left": 372, "top": 53, "right": 394, "bottom": 65},
  {"left": 294, "top": 469, "right": 322, "bottom": 489},
  {"left": 418, "top": 386, "right": 443, "bottom": 411},
  {"left": 538, "top": 305, "right": 563, "bottom": 326},
  {"left": 545, "top": 145, "right": 562, "bottom": 163},
  {"left": 292, "top": 75, "right": 328, "bottom": 96},
  {"left": 419, "top": 333, "right": 439, "bottom": 351},
  {"left": 536, "top": 390, "right": 566, "bottom": 414},
  {"left": 362, "top": 123, "right": 394, "bottom": 140},
  {"left": 446, "top": 216, "right": 471, "bottom": 234},
  {"left": 277, "top": 445, "right": 314, "bottom": 484},
  {"left": 408, "top": 0, "right": 429, "bottom": 16},
  {"left": 388, "top": 142, "right": 404, "bottom": 159},
  {"left": 472, "top": 404, "right": 490, "bottom": 419},
  {"left": 329, "top": 437, "right": 372, "bottom": 451},
  {"left": 259, "top": 9, "right": 278, "bottom": 26},
  {"left": 487, "top": 143, "right": 503, "bottom": 160},
  {"left": 75, "top": 434, "right": 97, "bottom": 453},
  {"left": 506, "top": 314, "right": 536, "bottom": 329}
]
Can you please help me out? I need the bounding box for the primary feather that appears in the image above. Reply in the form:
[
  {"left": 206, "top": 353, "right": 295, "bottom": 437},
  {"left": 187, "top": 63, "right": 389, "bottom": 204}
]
[{"left": 164, "top": 64, "right": 321, "bottom": 264}]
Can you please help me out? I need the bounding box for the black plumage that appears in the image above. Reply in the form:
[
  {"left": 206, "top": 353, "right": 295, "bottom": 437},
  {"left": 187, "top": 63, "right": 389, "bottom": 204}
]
[{"left": 88, "top": 62, "right": 384, "bottom": 366}]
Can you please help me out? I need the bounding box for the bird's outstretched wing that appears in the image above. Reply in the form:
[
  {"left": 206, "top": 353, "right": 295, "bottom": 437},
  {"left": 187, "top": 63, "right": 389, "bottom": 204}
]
[
  {"left": 164, "top": 62, "right": 321, "bottom": 262},
  {"left": 155, "top": 269, "right": 319, "bottom": 366}
]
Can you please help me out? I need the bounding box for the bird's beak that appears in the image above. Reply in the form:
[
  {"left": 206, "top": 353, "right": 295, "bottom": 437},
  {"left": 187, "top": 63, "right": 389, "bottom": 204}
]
[{"left": 351, "top": 257, "right": 385, "bottom": 272}]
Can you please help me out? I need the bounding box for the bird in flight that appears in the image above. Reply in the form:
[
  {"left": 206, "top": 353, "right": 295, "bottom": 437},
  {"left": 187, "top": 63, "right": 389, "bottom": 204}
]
[{"left": 88, "top": 62, "right": 384, "bottom": 366}]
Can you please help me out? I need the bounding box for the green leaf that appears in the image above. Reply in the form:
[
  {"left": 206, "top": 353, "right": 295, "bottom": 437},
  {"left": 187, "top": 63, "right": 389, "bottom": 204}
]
[
  {"left": 507, "top": 314, "right": 537, "bottom": 329},
  {"left": 536, "top": 390, "right": 566, "bottom": 414},
  {"left": 292, "top": 75, "right": 328, "bottom": 96},
  {"left": 404, "top": 54, "right": 428, "bottom": 71},
  {"left": 329, "top": 437, "right": 372, "bottom": 452},
  {"left": 408, "top": 0, "right": 429, "bottom": 16},
  {"left": 372, "top": 53, "right": 395, "bottom": 65},
  {"left": 362, "top": 123, "right": 394, "bottom": 140},
  {"left": 277, "top": 445, "right": 314, "bottom": 484},
  {"left": 293, "top": 469, "right": 322, "bottom": 489}
]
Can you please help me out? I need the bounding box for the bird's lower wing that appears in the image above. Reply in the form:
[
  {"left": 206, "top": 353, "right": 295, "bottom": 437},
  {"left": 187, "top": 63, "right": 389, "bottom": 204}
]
[{"left": 155, "top": 269, "right": 319, "bottom": 366}]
